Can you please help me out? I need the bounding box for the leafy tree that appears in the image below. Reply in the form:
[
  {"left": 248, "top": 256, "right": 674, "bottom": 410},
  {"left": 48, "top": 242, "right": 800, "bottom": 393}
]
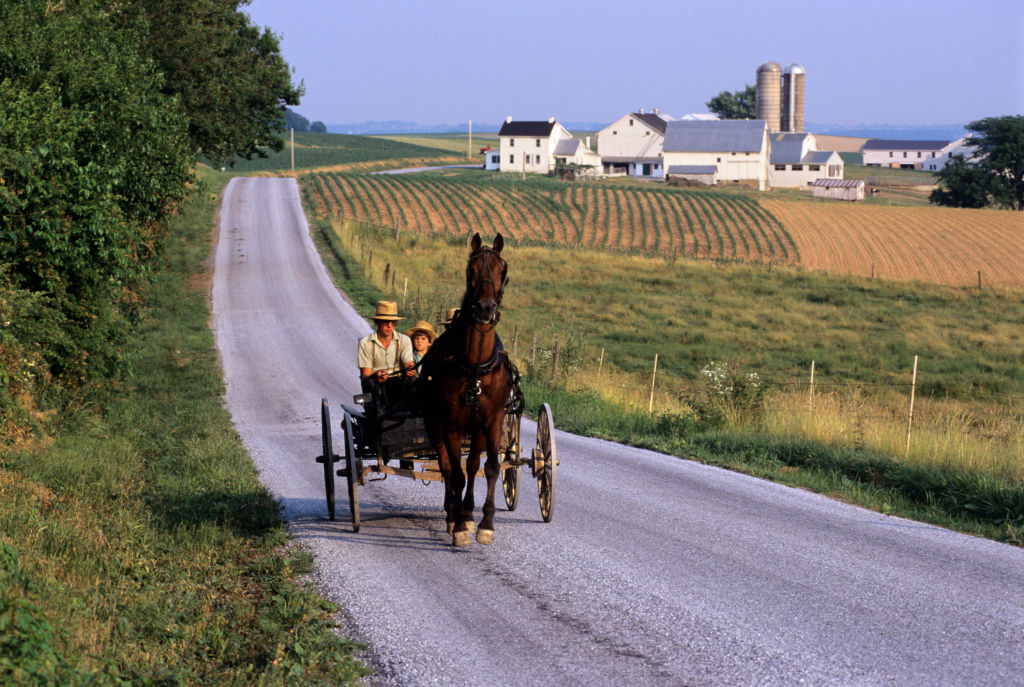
[
  {"left": 286, "top": 108, "right": 310, "bottom": 132},
  {"left": 121, "top": 0, "right": 304, "bottom": 165},
  {"left": 310, "top": 121, "right": 328, "bottom": 133},
  {"left": 929, "top": 156, "right": 994, "bottom": 208},
  {"left": 931, "top": 116, "right": 1024, "bottom": 210},
  {"left": 706, "top": 84, "right": 756, "bottom": 120}
]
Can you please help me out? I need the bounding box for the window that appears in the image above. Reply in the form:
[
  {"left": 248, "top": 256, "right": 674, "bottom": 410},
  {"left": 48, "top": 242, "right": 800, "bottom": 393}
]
[
  {"left": 509, "top": 154, "right": 514, "bottom": 164},
  {"left": 774, "top": 164, "right": 786, "bottom": 170},
  {"left": 612, "top": 130, "right": 617, "bottom": 135},
  {"left": 629, "top": 119, "right": 634, "bottom": 126},
  {"left": 510, "top": 139, "right": 515, "bottom": 147},
  {"left": 903, "top": 151, "right": 907, "bottom": 158},
  {"left": 809, "top": 164, "right": 821, "bottom": 171},
  {"left": 932, "top": 152, "right": 936, "bottom": 157},
  {"left": 536, "top": 139, "right": 541, "bottom": 147},
  {"left": 917, "top": 152, "right": 922, "bottom": 158},
  {"left": 717, "top": 157, "right": 721, "bottom": 162},
  {"left": 645, "top": 131, "right": 649, "bottom": 136},
  {"left": 889, "top": 151, "right": 894, "bottom": 157},
  {"left": 535, "top": 154, "right": 540, "bottom": 164},
  {"left": 792, "top": 165, "right": 803, "bottom": 171}
]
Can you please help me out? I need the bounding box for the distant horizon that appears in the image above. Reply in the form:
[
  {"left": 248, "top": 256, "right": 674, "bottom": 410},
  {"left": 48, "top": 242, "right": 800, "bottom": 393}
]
[{"left": 312, "top": 117, "right": 969, "bottom": 141}]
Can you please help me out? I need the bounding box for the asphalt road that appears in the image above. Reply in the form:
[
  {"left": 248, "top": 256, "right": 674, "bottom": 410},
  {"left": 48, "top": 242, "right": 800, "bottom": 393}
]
[{"left": 212, "top": 177, "right": 1024, "bottom": 687}]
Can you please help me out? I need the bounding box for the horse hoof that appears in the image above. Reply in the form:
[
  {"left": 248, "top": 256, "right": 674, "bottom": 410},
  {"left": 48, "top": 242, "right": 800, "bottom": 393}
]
[
  {"left": 453, "top": 530, "right": 472, "bottom": 548},
  {"left": 477, "top": 528, "right": 494, "bottom": 546},
  {"left": 464, "top": 520, "right": 476, "bottom": 534}
]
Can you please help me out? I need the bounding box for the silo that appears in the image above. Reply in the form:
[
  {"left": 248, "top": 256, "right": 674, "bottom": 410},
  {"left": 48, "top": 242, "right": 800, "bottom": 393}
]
[
  {"left": 782, "top": 63, "right": 806, "bottom": 132},
  {"left": 756, "top": 61, "right": 782, "bottom": 132}
]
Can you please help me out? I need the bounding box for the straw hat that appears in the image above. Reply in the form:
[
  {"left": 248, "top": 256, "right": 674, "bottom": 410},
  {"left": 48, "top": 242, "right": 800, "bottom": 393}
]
[
  {"left": 373, "top": 300, "right": 402, "bottom": 321},
  {"left": 404, "top": 320, "right": 437, "bottom": 342},
  {"left": 442, "top": 307, "right": 460, "bottom": 326}
]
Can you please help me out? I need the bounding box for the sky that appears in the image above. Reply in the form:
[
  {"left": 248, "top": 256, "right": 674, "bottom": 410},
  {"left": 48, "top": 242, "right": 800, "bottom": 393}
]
[{"left": 245, "top": 0, "right": 1024, "bottom": 130}]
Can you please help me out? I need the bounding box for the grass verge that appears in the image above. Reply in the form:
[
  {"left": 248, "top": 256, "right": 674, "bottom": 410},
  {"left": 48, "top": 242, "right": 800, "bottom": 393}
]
[{"left": 0, "top": 168, "right": 368, "bottom": 684}]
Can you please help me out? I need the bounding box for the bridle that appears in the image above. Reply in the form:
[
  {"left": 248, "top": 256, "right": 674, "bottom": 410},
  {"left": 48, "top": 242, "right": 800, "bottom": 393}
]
[{"left": 466, "top": 247, "right": 508, "bottom": 326}]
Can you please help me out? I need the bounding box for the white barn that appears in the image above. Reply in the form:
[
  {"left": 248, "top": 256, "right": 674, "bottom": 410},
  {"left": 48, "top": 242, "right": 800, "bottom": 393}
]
[
  {"left": 553, "top": 138, "right": 602, "bottom": 177},
  {"left": 862, "top": 139, "right": 949, "bottom": 169},
  {"left": 663, "top": 120, "right": 770, "bottom": 190},
  {"left": 769, "top": 132, "right": 844, "bottom": 188},
  {"left": 497, "top": 117, "right": 573, "bottom": 174},
  {"left": 596, "top": 110, "right": 671, "bottom": 178}
]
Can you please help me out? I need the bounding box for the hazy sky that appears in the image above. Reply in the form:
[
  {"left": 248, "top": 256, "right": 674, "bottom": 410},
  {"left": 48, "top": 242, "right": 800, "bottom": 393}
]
[{"left": 245, "top": 0, "right": 1023, "bottom": 128}]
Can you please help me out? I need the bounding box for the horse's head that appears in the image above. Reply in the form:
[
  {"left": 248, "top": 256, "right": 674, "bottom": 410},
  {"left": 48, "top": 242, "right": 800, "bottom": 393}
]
[{"left": 465, "top": 233, "right": 507, "bottom": 325}]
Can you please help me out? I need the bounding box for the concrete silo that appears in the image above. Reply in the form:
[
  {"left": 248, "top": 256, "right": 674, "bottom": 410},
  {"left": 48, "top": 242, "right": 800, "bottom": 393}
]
[
  {"left": 782, "top": 63, "right": 806, "bottom": 132},
  {"left": 756, "top": 61, "right": 782, "bottom": 132}
]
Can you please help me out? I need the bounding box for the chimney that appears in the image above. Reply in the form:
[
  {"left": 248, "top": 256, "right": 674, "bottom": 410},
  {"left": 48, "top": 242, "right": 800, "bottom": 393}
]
[
  {"left": 548, "top": 116, "right": 554, "bottom": 123},
  {"left": 639, "top": 108, "right": 645, "bottom": 114},
  {"left": 505, "top": 115, "right": 513, "bottom": 124},
  {"left": 585, "top": 136, "right": 591, "bottom": 149},
  {"left": 654, "top": 107, "right": 659, "bottom": 115}
]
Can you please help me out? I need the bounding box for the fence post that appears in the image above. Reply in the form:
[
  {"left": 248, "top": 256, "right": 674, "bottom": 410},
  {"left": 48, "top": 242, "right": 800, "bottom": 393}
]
[
  {"left": 905, "top": 355, "right": 918, "bottom": 458},
  {"left": 511, "top": 325, "right": 519, "bottom": 362},
  {"left": 809, "top": 360, "right": 816, "bottom": 411},
  {"left": 597, "top": 347, "right": 605, "bottom": 380},
  {"left": 551, "top": 340, "right": 560, "bottom": 385},
  {"left": 978, "top": 270, "right": 983, "bottom": 290},
  {"left": 648, "top": 353, "right": 659, "bottom": 413}
]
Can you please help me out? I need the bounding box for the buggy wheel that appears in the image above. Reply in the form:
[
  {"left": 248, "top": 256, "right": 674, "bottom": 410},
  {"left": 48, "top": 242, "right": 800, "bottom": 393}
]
[
  {"left": 502, "top": 412, "right": 521, "bottom": 511},
  {"left": 535, "top": 403, "right": 557, "bottom": 523},
  {"left": 320, "top": 398, "right": 336, "bottom": 520},
  {"left": 342, "top": 411, "right": 361, "bottom": 532}
]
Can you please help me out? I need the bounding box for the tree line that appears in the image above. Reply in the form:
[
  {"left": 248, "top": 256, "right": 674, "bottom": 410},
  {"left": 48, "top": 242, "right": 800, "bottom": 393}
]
[{"left": 0, "top": 0, "right": 301, "bottom": 436}]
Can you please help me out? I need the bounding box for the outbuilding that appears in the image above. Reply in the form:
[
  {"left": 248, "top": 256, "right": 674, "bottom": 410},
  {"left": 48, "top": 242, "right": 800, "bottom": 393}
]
[{"left": 810, "top": 178, "right": 865, "bottom": 201}]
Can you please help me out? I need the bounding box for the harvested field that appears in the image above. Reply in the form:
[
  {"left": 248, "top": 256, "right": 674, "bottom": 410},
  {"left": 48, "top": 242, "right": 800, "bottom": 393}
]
[{"left": 762, "top": 200, "right": 1024, "bottom": 289}]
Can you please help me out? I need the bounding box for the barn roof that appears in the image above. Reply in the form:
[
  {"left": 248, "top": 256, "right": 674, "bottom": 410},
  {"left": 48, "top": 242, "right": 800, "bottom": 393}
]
[
  {"left": 498, "top": 120, "right": 557, "bottom": 137},
  {"left": 664, "top": 120, "right": 767, "bottom": 153},
  {"left": 633, "top": 112, "right": 670, "bottom": 134},
  {"left": 769, "top": 132, "right": 813, "bottom": 163},
  {"left": 810, "top": 178, "right": 864, "bottom": 188},
  {"left": 862, "top": 139, "right": 948, "bottom": 151}
]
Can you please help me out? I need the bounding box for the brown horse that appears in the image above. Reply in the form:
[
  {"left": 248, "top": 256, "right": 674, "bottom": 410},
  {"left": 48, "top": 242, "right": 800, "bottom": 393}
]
[{"left": 420, "top": 233, "right": 511, "bottom": 547}]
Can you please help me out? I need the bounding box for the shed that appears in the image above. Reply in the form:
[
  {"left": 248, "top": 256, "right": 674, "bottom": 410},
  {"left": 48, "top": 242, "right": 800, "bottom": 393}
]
[
  {"left": 811, "top": 178, "right": 865, "bottom": 201},
  {"left": 667, "top": 164, "right": 718, "bottom": 186}
]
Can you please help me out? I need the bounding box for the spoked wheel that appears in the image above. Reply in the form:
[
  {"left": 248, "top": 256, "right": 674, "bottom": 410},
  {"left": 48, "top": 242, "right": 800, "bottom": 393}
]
[
  {"left": 535, "top": 403, "right": 557, "bottom": 522},
  {"left": 318, "top": 398, "right": 337, "bottom": 520},
  {"left": 502, "top": 413, "right": 521, "bottom": 511},
  {"left": 342, "top": 411, "right": 361, "bottom": 532}
]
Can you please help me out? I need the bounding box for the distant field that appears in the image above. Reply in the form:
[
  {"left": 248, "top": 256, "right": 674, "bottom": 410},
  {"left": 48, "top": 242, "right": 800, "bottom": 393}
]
[
  {"left": 374, "top": 133, "right": 500, "bottom": 155},
  {"left": 303, "top": 169, "right": 1023, "bottom": 289}
]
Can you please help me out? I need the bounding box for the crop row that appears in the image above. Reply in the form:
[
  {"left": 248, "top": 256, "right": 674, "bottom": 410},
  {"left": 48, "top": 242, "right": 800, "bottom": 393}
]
[{"left": 304, "top": 172, "right": 798, "bottom": 263}]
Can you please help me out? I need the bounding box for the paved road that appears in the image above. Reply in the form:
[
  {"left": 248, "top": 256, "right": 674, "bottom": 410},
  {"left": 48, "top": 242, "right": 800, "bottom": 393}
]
[{"left": 212, "top": 177, "right": 1024, "bottom": 687}]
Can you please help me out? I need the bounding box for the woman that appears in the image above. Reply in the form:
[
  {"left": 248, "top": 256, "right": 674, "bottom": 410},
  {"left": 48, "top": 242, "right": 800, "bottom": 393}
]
[{"left": 404, "top": 320, "right": 438, "bottom": 367}]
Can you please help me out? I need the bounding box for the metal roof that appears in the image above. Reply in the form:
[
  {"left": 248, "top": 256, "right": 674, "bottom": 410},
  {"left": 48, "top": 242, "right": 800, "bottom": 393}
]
[
  {"left": 810, "top": 178, "right": 864, "bottom": 187},
  {"left": 862, "top": 139, "right": 948, "bottom": 151},
  {"left": 553, "top": 139, "right": 581, "bottom": 156},
  {"left": 498, "top": 120, "right": 557, "bottom": 137},
  {"left": 802, "top": 151, "right": 838, "bottom": 164},
  {"left": 664, "top": 120, "right": 767, "bottom": 153},
  {"left": 668, "top": 165, "right": 717, "bottom": 175},
  {"left": 633, "top": 112, "right": 669, "bottom": 134},
  {"left": 769, "top": 132, "right": 813, "bottom": 163}
]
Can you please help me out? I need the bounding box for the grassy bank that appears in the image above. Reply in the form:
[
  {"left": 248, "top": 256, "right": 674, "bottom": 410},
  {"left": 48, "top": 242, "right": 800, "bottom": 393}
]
[
  {"left": 303, "top": 208, "right": 1022, "bottom": 544},
  {"left": 1, "top": 168, "right": 366, "bottom": 684}
]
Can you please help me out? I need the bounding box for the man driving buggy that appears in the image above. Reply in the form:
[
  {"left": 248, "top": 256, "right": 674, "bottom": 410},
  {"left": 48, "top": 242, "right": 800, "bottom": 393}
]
[{"left": 358, "top": 300, "right": 415, "bottom": 406}]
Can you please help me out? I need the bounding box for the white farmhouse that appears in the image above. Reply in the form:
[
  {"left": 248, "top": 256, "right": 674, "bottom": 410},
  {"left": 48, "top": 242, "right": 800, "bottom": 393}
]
[
  {"left": 596, "top": 110, "right": 671, "bottom": 178},
  {"left": 769, "top": 132, "right": 844, "bottom": 187},
  {"left": 663, "top": 120, "right": 771, "bottom": 190},
  {"left": 497, "top": 117, "right": 573, "bottom": 174},
  {"left": 922, "top": 137, "right": 978, "bottom": 172},
  {"left": 862, "top": 139, "right": 949, "bottom": 169}
]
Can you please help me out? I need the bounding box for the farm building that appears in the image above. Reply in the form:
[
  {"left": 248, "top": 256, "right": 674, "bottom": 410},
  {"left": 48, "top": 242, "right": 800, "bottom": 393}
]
[
  {"left": 666, "top": 165, "right": 718, "bottom": 186},
  {"left": 811, "top": 178, "right": 865, "bottom": 201},
  {"left": 596, "top": 110, "right": 671, "bottom": 178},
  {"left": 663, "top": 119, "right": 771, "bottom": 190},
  {"left": 769, "top": 132, "right": 844, "bottom": 188},
  {"left": 484, "top": 149, "right": 501, "bottom": 171},
  {"left": 497, "top": 117, "right": 573, "bottom": 175},
  {"left": 862, "top": 139, "right": 949, "bottom": 169},
  {"left": 921, "top": 137, "right": 978, "bottom": 172},
  {"left": 553, "top": 138, "right": 602, "bottom": 177}
]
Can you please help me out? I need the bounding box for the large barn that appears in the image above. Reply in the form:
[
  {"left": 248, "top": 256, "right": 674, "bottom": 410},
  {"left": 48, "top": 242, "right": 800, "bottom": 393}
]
[{"left": 663, "top": 120, "right": 770, "bottom": 190}]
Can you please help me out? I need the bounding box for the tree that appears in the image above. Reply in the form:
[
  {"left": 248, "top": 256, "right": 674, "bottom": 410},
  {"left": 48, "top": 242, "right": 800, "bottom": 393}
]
[
  {"left": 929, "top": 156, "right": 995, "bottom": 208},
  {"left": 121, "top": 0, "right": 304, "bottom": 166},
  {"left": 286, "top": 109, "right": 310, "bottom": 132},
  {"left": 931, "top": 116, "right": 1024, "bottom": 210},
  {"left": 310, "top": 121, "right": 327, "bottom": 133},
  {"left": 706, "top": 84, "right": 756, "bottom": 120}
]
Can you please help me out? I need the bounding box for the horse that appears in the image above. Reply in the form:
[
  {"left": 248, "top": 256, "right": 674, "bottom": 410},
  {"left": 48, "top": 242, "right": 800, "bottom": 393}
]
[{"left": 420, "top": 233, "right": 512, "bottom": 547}]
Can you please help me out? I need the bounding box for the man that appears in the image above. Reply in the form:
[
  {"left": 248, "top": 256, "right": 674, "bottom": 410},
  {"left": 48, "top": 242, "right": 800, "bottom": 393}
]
[{"left": 357, "top": 301, "right": 415, "bottom": 403}]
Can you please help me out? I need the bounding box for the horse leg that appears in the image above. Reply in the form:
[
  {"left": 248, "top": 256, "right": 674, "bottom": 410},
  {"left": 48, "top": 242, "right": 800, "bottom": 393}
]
[
  {"left": 434, "top": 440, "right": 457, "bottom": 536},
  {"left": 457, "top": 432, "right": 485, "bottom": 545},
  {"left": 477, "top": 421, "right": 503, "bottom": 545},
  {"left": 445, "top": 430, "right": 473, "bottom": 547}
]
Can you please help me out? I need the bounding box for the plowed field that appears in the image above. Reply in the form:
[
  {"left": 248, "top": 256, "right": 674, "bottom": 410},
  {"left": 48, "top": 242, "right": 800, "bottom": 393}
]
[
  {"left": 762, "top": 200, "right": 1024, "bottom": 289},
  {"left": 304, "top": 172, "right": 1023, "bottom": 289}
]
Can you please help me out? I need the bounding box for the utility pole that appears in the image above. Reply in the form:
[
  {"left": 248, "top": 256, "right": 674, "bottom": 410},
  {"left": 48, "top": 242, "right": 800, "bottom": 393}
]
[
  {"left": 290, "top": 128, "right": 294, "bottom": 172},
  {"left": 467, "top": 119, "right": 472, "bottom": 159}
]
